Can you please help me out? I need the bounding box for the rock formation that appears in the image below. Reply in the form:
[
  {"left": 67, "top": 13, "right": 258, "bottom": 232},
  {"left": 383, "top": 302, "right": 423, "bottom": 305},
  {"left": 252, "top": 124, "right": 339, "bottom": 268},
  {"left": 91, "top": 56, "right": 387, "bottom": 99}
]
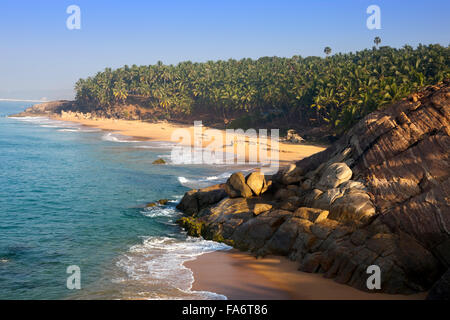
[
  {"left": 11, "top": 100, "right": 73, "bottom": 117},
  {"left": 146, "top": 199, "right": 169, "bottom": 207},
  {"left": 177, "top": 81, "right": 449, "bottom": 295},
  {"left": 222, "top": 171, "right": 271, "bottom": 198},
  {"left": 286, "top": 129, "right": 305, "bottom": 144},
  {"left": 152, "top": 158, "right": 166, "bottom": 165}
]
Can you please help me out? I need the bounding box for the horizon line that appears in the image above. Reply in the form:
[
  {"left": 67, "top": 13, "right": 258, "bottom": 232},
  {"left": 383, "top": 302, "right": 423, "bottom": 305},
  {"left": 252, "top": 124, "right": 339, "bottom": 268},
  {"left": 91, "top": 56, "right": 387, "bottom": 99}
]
[{"left": 0, "top": 98, "right": 48, "bottom": 103}]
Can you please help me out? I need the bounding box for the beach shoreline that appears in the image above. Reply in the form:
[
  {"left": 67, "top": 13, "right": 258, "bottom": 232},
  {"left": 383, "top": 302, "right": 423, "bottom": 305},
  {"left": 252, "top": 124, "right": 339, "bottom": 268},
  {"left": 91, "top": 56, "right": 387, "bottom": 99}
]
[
  {"left": 49, "top": 114, "right": 425, "bottom": 300},
  {"left": 185, "top": 249, "right": 427, "bottom": 300},
  {"left": 49, "top": 114, "right": 326, "bottom": 166},
  {"left": 46, "top": 113, "right": 430, "bottom": 300}
]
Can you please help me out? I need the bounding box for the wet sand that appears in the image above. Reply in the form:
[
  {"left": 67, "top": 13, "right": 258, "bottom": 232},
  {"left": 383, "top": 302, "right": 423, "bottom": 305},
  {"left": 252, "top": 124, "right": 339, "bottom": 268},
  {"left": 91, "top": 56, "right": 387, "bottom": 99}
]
[
  {"left": 49, "top": 115, "right": 426, "bottom": 300},
  {"left": 51, "top": 115, "right": 325, "bottom": 165},
  {"left": 185, "top": 249, "right": 427, "bottom": 300}
]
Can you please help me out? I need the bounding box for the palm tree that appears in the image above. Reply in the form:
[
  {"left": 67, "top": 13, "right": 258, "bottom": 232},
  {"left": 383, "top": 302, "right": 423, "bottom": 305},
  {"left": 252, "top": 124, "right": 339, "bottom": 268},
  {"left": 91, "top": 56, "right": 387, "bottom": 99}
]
[
  {"left": 73, "top": 44, "right": 450, "bottom": 135},
  {"left": 374, "top": 37, "right": 381, "bottom": 48}
]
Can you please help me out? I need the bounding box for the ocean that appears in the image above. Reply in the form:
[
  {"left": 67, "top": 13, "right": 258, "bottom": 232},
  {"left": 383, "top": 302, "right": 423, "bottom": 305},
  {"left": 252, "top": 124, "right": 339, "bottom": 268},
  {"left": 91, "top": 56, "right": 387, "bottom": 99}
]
[{"left": 0, "top": 101, "right": 234, "bottom": 300}]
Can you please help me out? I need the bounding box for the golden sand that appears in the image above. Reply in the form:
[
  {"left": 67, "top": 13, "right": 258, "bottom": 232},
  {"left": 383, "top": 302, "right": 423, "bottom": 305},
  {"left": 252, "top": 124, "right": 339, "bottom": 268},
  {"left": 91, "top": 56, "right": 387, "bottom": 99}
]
[
  {"left": 185, "top": 250, "right": 426, "bottom": 300},
  {"left": 51, "top": 114, "right": 325, "bottom": 166}
]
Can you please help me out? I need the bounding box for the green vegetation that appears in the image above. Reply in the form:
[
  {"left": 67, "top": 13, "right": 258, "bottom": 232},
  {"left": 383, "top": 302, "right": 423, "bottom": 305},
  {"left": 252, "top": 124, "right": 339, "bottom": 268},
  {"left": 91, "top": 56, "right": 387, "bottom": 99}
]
[
  {"left": 374, "top": 37, "right": 382, "bottom": 48},
  {"left": 177, "top": 216, "right": 235, "bottom": 245},
  {"left": 211, "top": 233, "right": 234, "bottom": 246},
  {"left": 177, "top": 217, "right": 205, "bottom": 237},
  {"left": 152, "top": 158, "right": 167, "bottom": 165},
  {"left": 75, "top": 44, "right": 449, "bottom": 136}
]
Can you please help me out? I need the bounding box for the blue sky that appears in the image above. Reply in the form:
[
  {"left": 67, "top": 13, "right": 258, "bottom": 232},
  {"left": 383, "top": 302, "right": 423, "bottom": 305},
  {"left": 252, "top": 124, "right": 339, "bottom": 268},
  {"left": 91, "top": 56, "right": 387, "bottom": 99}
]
[{"left": 0, "top": 0, "right": 449, "bottom": 100}]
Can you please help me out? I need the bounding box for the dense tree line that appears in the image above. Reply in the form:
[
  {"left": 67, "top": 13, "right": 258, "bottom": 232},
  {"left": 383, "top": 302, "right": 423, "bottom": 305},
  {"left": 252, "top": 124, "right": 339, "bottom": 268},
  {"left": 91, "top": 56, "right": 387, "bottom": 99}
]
[{"left": 75, "top": 44, "right": 449, "bottom": 135}]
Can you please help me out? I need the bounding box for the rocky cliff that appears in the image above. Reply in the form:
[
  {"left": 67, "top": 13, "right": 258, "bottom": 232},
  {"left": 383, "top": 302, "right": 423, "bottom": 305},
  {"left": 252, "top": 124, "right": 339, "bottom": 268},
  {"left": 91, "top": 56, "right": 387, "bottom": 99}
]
[
  {"left": 11, "top": 99, "right": 167, "bottom": 122},
  {"left": 176, "top": 81, "right": 450, "bottom": 296},
  {"left": 11, "top": 100, "right": 74, "bottom": 117}
]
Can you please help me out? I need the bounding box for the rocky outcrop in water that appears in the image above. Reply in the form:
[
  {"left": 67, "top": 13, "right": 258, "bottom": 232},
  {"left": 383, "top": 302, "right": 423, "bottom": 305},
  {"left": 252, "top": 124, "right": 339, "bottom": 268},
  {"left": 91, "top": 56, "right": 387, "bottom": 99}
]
[
  {"left": 10, "top": 100, "right": 138, "bottom": 120},
  {"left": 176, "top": 184, "right": 228, "bottom": 216},
  {"left": 152, "top": 158, "right": 166, "bottom": 165},
  {"left": 177, "top": 81, "right": 450, "bottom": 295}
]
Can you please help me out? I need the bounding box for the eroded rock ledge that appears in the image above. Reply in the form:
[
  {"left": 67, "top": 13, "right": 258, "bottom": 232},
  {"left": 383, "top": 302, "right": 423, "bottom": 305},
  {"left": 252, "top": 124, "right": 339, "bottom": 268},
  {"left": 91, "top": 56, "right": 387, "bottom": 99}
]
[{"left": 176, "top": 81, "right": 450, "bottom": 296}]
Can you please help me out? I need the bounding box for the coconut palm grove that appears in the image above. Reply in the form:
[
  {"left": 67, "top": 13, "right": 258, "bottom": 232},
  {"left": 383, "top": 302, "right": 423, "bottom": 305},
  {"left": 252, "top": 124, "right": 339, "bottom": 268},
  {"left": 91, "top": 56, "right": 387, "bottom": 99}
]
[{"left": 74, "top": 43, "right": 450, "bottom": 137}]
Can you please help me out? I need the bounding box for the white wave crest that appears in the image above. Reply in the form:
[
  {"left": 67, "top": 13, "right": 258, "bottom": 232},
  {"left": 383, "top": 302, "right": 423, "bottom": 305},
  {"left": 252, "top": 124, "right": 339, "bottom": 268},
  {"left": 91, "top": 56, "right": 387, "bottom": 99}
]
[
  {"left": 116, "top": 236, "right": 231, "bottom": 299},
  {"left": 8, "top": 116, "right": 49, "bottom": 122},
  {"left": 134, "top": 141, "right": 177, "bottom": 149},
  {"left": 141, "top": 206, "right": 179, "bottom": 218},
  {"left": 178, "top": 171, "right": 232, "bottom": 189},
  {"left": 57, "top": 128, "right": 80, "bottom": 132},
  {"left": 101, "top": 133, "right": 141, "bottom": 143},
  {"left": 9, "top": 116, "right": 84, "bottom": 132}
]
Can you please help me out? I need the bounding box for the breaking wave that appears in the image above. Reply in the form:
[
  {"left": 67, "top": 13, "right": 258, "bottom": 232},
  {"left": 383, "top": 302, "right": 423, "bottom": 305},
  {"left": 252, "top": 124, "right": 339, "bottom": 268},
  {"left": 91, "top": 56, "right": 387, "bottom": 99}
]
[
  {"left": 115, "top": 236, "right": 231, "bottom": 299},
  {"left": 101, "top": 132, "right": 141, "bottom": 143}
]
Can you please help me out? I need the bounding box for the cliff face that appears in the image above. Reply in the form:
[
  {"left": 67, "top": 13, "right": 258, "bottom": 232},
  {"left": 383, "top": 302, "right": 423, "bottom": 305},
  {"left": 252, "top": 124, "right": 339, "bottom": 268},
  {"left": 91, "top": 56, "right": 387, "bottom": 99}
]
[
  {"left": 287, "top": 80, "right": 449, "bottom": 266},
  {"left": 177, "top": 81, "right": 450, "bottom": 295}
]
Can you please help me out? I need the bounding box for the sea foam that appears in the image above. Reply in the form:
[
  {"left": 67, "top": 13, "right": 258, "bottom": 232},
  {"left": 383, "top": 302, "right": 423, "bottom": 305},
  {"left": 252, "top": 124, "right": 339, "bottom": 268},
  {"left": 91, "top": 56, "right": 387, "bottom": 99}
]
[
  {"left": 116, "top": 236, "right": 231, "bottom": 300},
  {"left": 177, "top": 171, "right": 233, "bottom": 189},
  {"left": 101, "top": 132, "right": 141, "bottom": 143}
]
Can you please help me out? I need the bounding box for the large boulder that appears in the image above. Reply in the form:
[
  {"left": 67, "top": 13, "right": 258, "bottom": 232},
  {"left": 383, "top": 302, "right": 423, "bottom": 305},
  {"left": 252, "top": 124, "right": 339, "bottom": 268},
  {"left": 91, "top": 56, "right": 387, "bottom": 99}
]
[
  {"left": 246, "top": 171, "right": 266, "bottom": 196},
  {"left": 328, "top": 190, "right": 376, "bottom": 224},
  {"left": 264, "top": 217, "right": 311, "bottom": 255},
  {"left": 316, "top": 162, "right": 353, "bottom": 190},
  {"left": 225, "top": 172, "right": 253, "bottom": 198},
  {"left": 260, "top": 179, "right": 273, "bottom": 194},
  {"left": 312, "top": 188, "right": 344, "bottom": 210},
  {"left": 253, "top": 203, "right": 273, "bottom": 216},
  {"left": 302, "top": 189, "right": 323, "bottom": 206},
  {"left": 277, "top": 163, "right": 303, "bottom": 185},
  {"left": 176, "top": 184, "right": 227, "bottom": 215},
  {"left": 200, "top": 197, "right": 255, "bottom": 221},
  {"left": 294, "top": 207, "right": 329, "bottom": 223},
  {"left": 232, "top": 210, "right": 292, "bottom": 251},
  {"left": 286, "top": 129, "right": 305, "bottom": 143}
]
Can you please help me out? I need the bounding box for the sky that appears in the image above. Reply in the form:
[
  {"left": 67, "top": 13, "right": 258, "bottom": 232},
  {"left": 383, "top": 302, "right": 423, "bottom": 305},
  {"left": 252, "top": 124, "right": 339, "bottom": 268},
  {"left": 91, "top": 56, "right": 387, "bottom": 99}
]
[{"left": 0, "top": 0, "right": 449, "bottom": 100}]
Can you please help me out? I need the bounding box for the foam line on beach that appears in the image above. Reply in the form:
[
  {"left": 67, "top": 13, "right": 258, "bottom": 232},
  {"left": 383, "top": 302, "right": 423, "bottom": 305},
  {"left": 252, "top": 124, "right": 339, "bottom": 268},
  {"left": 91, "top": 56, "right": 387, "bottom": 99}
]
[
  {"left": 101, "top": 132, "right": 142, "bottom": 143},
  {"left": 115, "top": 236, "right": 231, "bottom": 299},
  {"left": 177, "top": 172, "right": 232, "bottom": 189}
]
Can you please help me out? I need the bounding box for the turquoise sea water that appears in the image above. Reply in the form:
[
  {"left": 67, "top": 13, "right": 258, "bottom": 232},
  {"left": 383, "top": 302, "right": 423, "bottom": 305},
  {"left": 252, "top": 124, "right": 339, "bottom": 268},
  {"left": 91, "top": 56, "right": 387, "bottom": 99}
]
[{"left": 0, "top": 101, "right": 233, "bottom": 300}]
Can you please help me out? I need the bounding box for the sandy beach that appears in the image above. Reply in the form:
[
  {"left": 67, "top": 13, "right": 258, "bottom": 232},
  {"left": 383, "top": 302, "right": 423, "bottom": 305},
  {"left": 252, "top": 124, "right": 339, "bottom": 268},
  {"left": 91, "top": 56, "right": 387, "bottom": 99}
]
[
  {"left": 49, "top": 115, "right": 427, "bottom": 300},
  {"left": 185, "top": 249, "right": 427, "bottom": 300},
  {"left": 51, "top": 114, "right": 326, "bottom": 166}
]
